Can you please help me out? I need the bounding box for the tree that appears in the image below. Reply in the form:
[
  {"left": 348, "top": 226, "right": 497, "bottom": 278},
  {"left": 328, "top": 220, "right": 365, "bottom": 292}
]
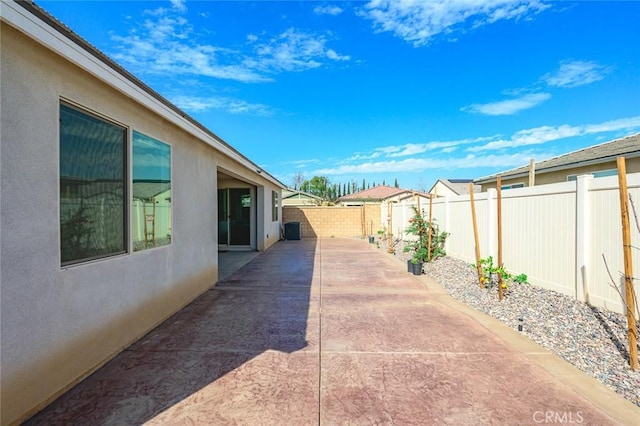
[
  {"left": 292, "top": 172, "right": 305, "bottom": 190},
  {"left": 301, "top": 175, "right": 330, "bottom": 199},
  {"left": 394, "top": 178, "right": 399, "bottom": 188},
  {"left": 362, "top": 178, "right": 366, "bottom": 191}
]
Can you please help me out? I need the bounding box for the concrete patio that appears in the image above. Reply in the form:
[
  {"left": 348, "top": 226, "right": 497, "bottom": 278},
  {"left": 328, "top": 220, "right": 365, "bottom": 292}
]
[{"left": 24, "top": 238, "right": 639, "bottom": 425}]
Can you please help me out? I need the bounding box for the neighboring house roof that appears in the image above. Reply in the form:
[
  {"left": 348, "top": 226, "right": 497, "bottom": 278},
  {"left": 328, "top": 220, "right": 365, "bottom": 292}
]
[
  {"left": 282, "top": 188, "right": 323, "bottom": 201},
  {"left": 429, "top": 178, "right": 480, "bottom": 195},
  {"left": 133, "top": 180, "right": 171, "bottom": 201},
  {"left": 7, "top": 1, "right": 285, "bottom": 189},
  {"left": 397, "top": 190, "right": 431, "bottom": 201},
  {"left": 337, "top": 185, "right": 427, "bottom": 203},
  {"left": 337, "top": 185, "right": 406, "bottom": 202},
  {"left": 282, "top": 189, "right": 323, "bottom": 206},
  {"left": 475, "top": 133, "right": 640, "bottom": 184}
]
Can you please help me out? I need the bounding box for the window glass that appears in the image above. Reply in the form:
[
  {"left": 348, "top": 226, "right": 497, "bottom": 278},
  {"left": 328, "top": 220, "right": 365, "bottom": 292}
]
[
  {"left": 132, "top": 131, "right": 171, "bottom": 251},
  {"left": 272, "top": 191, "right": 278, "bottom": 221},
  {"left": 60, "top": 103, "right": 127, "bottom": 264},
  {"left": 501, "top": 183, "right": 524, "bottom": 190},
  {"left": 567, "top": 169, "right": 617, "bottom": 181}
]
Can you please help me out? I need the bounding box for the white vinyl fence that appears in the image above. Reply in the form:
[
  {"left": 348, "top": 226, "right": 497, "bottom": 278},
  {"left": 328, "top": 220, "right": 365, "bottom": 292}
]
[{"left": 384, "top": 173, "right": 640, "bottom": 317}]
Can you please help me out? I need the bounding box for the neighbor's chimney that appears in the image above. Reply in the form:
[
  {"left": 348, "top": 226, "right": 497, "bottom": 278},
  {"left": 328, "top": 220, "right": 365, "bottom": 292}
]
[{"left": 529, "top": 158, "right": 535, "bottom": 187}]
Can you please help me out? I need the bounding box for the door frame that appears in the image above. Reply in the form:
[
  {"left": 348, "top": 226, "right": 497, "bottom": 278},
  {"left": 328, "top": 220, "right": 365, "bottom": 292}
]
[{"left": 218, "top": 185, "right": 256, "bottom": 251}]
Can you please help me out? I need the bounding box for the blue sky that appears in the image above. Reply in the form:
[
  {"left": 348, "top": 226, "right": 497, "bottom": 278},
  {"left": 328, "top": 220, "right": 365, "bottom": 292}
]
[{"left": 40, "top": 0, "right": 640, "bottom": 191}]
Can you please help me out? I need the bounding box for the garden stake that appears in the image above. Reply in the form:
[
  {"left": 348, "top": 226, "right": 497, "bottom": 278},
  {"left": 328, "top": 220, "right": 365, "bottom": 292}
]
[
  {"left": 497, "top": 176, "right": 504, "bottom": 301},
  {"left": 387, "top": 200, "right": 394, "bottom": 254},
  {"left": 469, "top": 183, "right": 484, "bottom": 288},
  {"left": 616, "top": 156, "right": 638, "bottom": 370},
  {"left": 427, "top": 193, "right": 433, "bottom": 262}
]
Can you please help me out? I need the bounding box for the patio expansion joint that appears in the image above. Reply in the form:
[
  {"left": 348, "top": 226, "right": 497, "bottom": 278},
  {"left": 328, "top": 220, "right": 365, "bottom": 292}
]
[
  {"left": 125, "top": 347, "right": 269, "bottom": 355},
  {"left": 317, "top": 237, "right": 324, "bottom": 426},
  {"left": 214, "top": 286, "right": 312, "bottom": 292},
  {"left": 319, "top": 350, "right": 527, "bottom": 355}
]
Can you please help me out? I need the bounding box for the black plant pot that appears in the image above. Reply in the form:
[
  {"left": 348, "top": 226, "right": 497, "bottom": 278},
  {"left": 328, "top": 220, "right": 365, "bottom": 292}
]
[
  {"left": 407, "top": 259, "right": 412, "bottom": 272},
  {"left": 369, "top": 236, "right": 375, "bottom": 244},
  {"left": 411, "top": 261, "right": 423, "bottom": 276}
]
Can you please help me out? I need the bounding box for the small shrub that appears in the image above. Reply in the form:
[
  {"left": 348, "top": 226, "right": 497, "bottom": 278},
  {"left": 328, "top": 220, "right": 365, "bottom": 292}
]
[
  {"left": 404, "top": 206, "right": 448, "bottom": 263},
  {"left": 473, "top": 256, "right": 528, "bottom": 290}
]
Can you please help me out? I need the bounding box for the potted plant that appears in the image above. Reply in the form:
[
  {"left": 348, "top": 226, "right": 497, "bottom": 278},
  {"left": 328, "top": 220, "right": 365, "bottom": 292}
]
[{"left": 410, "top": 247, "right": 428, "bottom": 275}]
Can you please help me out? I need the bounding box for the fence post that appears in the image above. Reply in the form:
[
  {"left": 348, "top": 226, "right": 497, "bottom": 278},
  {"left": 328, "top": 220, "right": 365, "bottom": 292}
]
[
  {"left": 487, "top": 188, "right": 497, "bottom": 260},
  {"left": 576, "top": 174, "right": 593, "bottom": 302}
]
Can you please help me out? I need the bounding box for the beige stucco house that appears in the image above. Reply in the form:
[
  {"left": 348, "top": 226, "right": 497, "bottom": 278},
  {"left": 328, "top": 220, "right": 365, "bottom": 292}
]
[
  {"left": 475, "top": 133, "right": 640, "bottom": 191},
  {"left": 428, "top": 178, "right": 480, "bottom": 197},
  {"left": 282, "top": 188, "right": 324, "bottom": 206},
  {"left": 1, "top": 2, "right": 285, "bottom": 424}
]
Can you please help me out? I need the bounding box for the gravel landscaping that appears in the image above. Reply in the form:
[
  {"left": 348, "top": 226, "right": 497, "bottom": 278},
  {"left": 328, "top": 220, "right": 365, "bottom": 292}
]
[{"left": 378, "top": 241, "right": 640, "bottom": 408}]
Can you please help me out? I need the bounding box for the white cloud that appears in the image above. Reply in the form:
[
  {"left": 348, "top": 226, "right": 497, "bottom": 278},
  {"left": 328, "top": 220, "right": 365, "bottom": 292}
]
[
  {"left": 313, "top": 152, "right": 543, "bottom": 175},
  {"left": 583, "top": 116, "right": 640, "bottom": 133},
  {"left": 327, "top": 49, "right": 351, "bottom": 61},
  {"left": 462, "top": 93, "right": 551, "bottom": 115},
  {"left": 543, "top": 60, "right": 613, "bottom": 88},
  {"left": 469, "top": 116, "right": 640, "bottom": 151},
  {"left": 169, "top": 0, "right": 187, "bottom": 13},
  {"left": 248, "top": 28, "right": 350, "bottom": 73},
  {"left": 360, "top": 0, "right": 550, "bottom": 46},
  {"left": 287, "top": 159, "right": 322, "bottom": 168},
  {"left": 110, "top": 7, "right": 350, "bottom": 83},
  {"left": 312, "top": 116, "right": 640, "bottom": 177},
  {"left": 462, "top": 59, "right": 613, "bottom": 116},
  {"left": 372, "top": 137, "right": 495, "bottom": 158},
  {"left": 314, "top": 5, "right": 344, "bottom": 16},
  {"left": 170, "top": 95, "right": 274, "bottom": 116}
]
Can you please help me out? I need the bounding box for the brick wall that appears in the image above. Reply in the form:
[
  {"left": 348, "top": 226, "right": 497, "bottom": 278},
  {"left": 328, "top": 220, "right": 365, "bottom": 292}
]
[{"left": 282, "top": 205, "right": 382, "bottom": 238}]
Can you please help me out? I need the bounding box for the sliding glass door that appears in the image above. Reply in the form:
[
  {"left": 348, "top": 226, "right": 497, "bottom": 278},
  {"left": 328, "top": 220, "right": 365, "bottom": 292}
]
[{"left": 218, "top": 188, "right": 251, "bottom": 247}]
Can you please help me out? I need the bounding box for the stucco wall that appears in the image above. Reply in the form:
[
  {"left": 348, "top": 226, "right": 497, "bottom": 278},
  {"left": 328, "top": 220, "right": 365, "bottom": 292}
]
[
  {"left": 0, "top": 23, "right": 279, "bottom": 425},
  {"left": 282, "top": 205, "right": 382, "bottom": 238}
]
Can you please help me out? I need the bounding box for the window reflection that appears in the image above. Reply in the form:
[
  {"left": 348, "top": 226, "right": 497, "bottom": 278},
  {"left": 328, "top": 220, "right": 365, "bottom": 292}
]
[
  {"left": 132, "top": 131, "right": 171, "bottom": 251},
  {"left": 60, "top": 103, "right": 126, "bottom": 264}
]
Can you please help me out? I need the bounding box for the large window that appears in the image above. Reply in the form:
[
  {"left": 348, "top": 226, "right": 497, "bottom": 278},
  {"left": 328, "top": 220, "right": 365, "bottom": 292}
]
[
  {"left": 60, "top": 103, "right": 127, "bottom": 265},
  {"left": 132, "top": 131, "right": 172, "bottom": 251}
]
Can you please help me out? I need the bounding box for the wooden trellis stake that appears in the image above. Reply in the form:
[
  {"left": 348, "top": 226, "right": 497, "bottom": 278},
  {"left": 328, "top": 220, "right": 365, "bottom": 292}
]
[
  {"left": 427, "top": 194, "right": 433, "bottom": 261},
  {"left": 387, "top": 200, "right": 394, "bottom": 254},
  {"left": 497, "top": 177, "right": 504, "bottom": 301},
  {"left": 469, "top": 183, "right": 483, "bottom": 288},
  {"left": 617, "top": 156, "right": 638, "bottom": 370}
]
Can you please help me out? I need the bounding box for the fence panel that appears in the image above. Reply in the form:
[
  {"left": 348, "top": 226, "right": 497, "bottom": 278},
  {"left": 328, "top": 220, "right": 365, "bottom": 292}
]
[
  {"left": 501, "top": 184, "right": 577, "bottom": 296},
  {"left": 586, "top": 175, "right": 640, "bottom": 314}
]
